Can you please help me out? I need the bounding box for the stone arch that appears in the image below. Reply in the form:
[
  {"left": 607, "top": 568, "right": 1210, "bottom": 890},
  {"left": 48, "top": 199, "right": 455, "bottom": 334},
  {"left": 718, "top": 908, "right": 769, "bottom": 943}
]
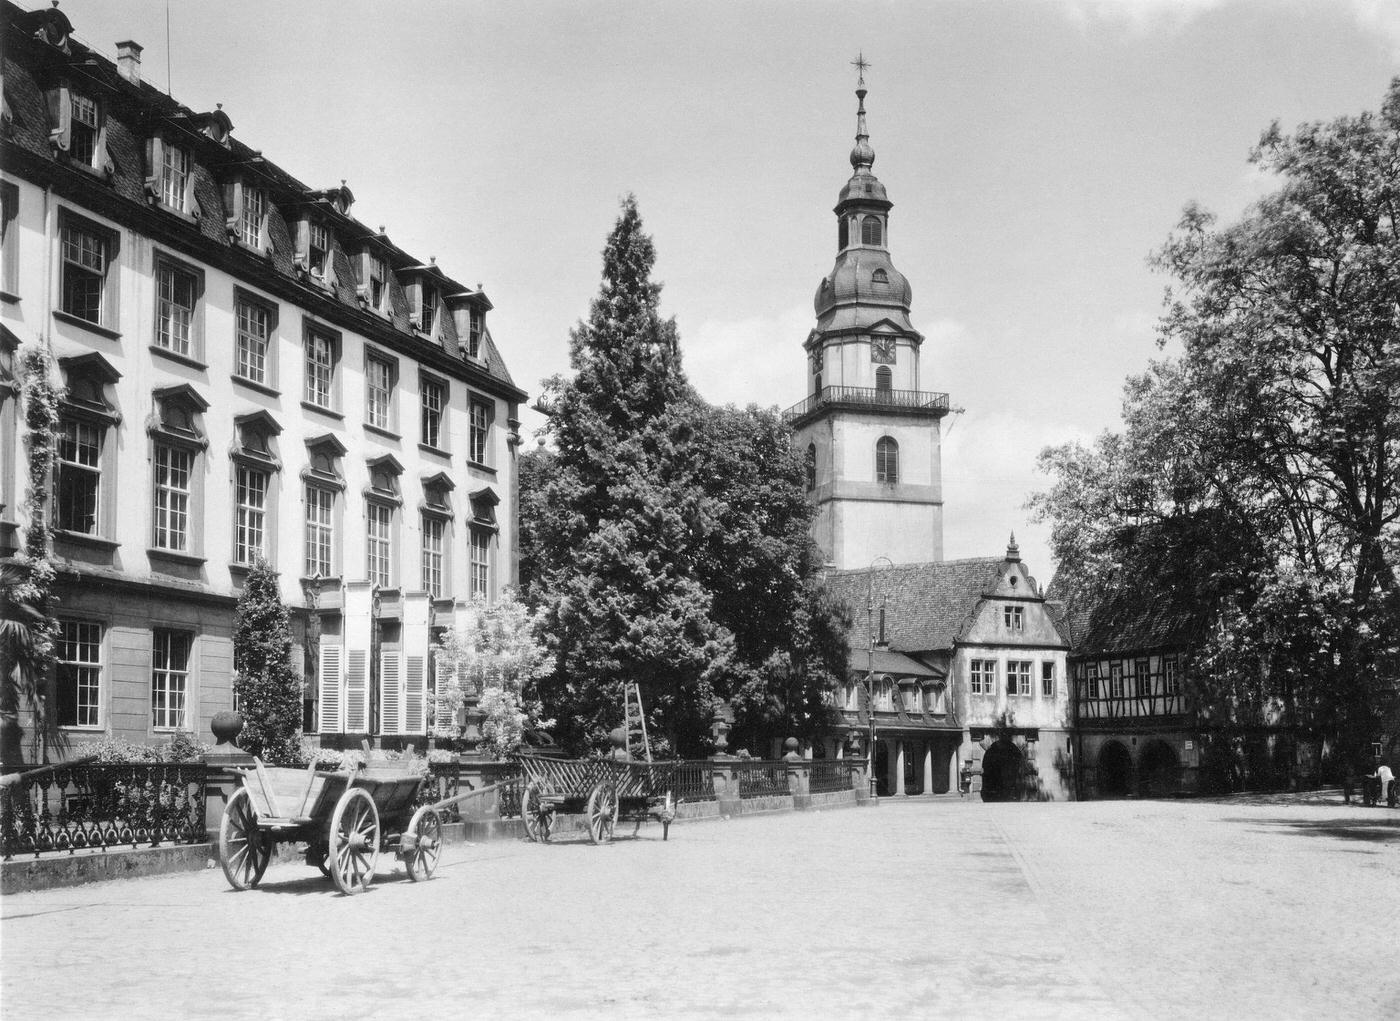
[
  {"left": 980, "top": 739, "right": 1023, "bottom": 802},
  {"left": 1097, "top": 740, "right": 1132, "bottom": 797},
  {"left": 1138, "top": 740, "right": 1179, "bottom": 797}
]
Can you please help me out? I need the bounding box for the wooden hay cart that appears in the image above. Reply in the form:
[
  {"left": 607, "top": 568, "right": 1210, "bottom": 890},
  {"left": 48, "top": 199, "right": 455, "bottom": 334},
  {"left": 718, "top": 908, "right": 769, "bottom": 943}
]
[
  {"left": 219, "top": 754, "right": 441, "bottom": 895},
  {"left": 516, "top": 753, "right": 678, "bottom": 845}
]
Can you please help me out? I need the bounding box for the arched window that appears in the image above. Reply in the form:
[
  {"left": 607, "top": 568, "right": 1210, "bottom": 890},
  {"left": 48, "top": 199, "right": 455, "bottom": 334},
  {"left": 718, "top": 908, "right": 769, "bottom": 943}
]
[
  {"left": 804, "top": 444, "right": 816, "bottom": 491},
  {"left": 871, "top": 268, "right": 889, "bottom": 290},
  {"left": 861, "top": 216, "right": 883, "bottom": 246},
  {"left": 876, "top": 436, "right": 899, "bottom": 483},
  {"left": 838, "top": 218, "right": 849, "bottom": 251},
  {"left": 875, "top": 366, "right": 892, "bottom": 397}
]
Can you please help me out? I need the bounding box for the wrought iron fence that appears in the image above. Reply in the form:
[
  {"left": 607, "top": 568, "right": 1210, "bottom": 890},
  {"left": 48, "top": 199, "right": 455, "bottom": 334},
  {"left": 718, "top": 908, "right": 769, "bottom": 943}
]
[
  {"left": 413, "top": 762, "right": 463, "bottom": 820},
  {"left": 480, "top": 761, "right": 522, "bottom": 819},
  {"left": 782, "top": 385, "right": 950, "bottom": 423},
  {"left": 657, "top": 760, "right": 716, "bottom": 802},
  {"left": 0, "top": 761, "right": 207, "bottom": 861},
  {"left": 734, "top": 761, "right": 790, "bottom": 799},
  {"left": 809, "top": 759, "right": 859, "bottom": 794}
]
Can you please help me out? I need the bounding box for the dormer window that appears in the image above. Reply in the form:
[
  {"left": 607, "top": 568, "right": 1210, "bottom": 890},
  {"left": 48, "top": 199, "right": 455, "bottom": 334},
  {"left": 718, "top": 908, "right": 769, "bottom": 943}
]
[
  {"left": 224, "top": 180, "right": 269, "bottom": 252},
  {"left": 416, "top": 280, "right": 437, "bottom": 336},
  {"left": 69, "top": 95, "right": 98, "bottom": 165},
  {"left": 309, "top": 223, "right": 328, "bottom": 277},
  {"left": 355, "top": 250, "right": 388, "bottom": 314},
  {"left": 161, "top": 145, "right": 189, "bottom": 209},
  {"left": 468, "top": 309, "right": 484, "bottom": 359},
  {"left": 871, "top": 268, "right": 889, "bottom": 291}
]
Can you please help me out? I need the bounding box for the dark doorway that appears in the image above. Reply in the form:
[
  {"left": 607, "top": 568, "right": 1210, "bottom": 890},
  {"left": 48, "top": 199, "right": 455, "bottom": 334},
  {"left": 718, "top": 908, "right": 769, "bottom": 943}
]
[
  {"left": 980, "top": 740, "right": 1023, "bottom": 802},
  {"left": 1098, "top": 741, "right": 1132, "bottom": 797},
  {"left": 931, "top": 740, "right": 953, "bottom": 795},
  {"left": 875, "top": 741, "right": 890, "bottom": 796},
  {"left": 1139, "top": 741, "right": 1179, "bottom": 797}
]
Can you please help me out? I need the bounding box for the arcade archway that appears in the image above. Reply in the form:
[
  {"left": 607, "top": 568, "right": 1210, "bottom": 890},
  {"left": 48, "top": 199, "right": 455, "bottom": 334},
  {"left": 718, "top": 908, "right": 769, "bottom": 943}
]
[
  {"left": 1138, "top": 740, "right": 1179, "bottom": 797},
  {"left": 1098, "top": 741, "right": 1132, "bottom": 797},
  {"left": 980, "top": 740, "right": 1023, "bottom": 802}
]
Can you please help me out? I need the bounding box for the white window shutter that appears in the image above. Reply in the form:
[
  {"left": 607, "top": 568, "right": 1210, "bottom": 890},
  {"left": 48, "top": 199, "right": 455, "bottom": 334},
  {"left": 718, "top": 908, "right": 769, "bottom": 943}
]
[
  {"left": 316, "top": 642, "right": 343, "bottom": 733},
  {"left": 379, "top": 649, "right": 402, "bottom": 736},
  {"left": 405, "top": 654, "right": 426, "bottom": 735},
  {"left": 294, "top": 218, "right": 309, "bottom": 271},
  {"left": 345, "top": 649, "right": 368, "bottom": 732},
  {"left": 144, "top": 135, "right": 163, "bottom": 201}
]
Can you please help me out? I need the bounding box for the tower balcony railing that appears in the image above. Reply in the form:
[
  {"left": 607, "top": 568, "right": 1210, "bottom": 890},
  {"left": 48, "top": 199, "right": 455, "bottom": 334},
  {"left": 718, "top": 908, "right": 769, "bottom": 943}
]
[{"left": 781, "top": 385, "right": 950, "bottom": 423}]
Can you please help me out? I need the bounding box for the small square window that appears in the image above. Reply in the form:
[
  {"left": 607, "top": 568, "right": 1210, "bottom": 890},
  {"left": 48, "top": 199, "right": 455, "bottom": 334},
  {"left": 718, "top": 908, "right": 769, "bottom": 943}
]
[{"left": 1003, "top": 605, "right": 1024, "bottom": 632}]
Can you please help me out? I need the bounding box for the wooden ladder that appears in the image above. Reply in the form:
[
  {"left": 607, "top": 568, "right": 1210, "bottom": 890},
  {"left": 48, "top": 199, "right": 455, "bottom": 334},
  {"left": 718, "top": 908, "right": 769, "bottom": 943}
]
[{"left": 623, "top": 682, "right": 652, "bottom": 763}]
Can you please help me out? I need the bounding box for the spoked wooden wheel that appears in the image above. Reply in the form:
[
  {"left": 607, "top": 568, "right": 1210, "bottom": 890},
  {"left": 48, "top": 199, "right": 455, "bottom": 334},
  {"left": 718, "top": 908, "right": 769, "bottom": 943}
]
[
  {"left": 586, "top": 784, "right": 619, "bottom": 845},
  {"left": 219, "top": 787, "right": 271, "bottom": 891},
  {"left": 329, "top": 787, "right": 380, "bottom": 895},
  {"left": 522, "top": 781, "right": 553, "bottom": 843},
  {"left": 404, "top": 808, "right": 443, "bottom": 882}
]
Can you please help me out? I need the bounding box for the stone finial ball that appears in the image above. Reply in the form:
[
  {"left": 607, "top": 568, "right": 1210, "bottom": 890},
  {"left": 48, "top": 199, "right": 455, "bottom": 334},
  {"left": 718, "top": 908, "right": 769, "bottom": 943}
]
[
  {"left": 211, "top": 710, "right": 244, "bottom": 745},
  {"left": 609, "top": 727, "right": 628, "bottom": 748},
  {"left": 785, "top": 737, "right": 800, "bottom": 752}
]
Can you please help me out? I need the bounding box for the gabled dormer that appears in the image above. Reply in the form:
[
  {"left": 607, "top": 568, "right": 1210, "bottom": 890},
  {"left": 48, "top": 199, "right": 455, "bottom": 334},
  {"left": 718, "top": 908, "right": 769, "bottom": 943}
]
[
  {"left": 43, "top": 77, "right": 115, "bottom": 181},
  {"left": 353, "top": 236, "right": 391, "bottom": 317},
  {"left": 448, "top": 289, "right": 492, "bottom": 362},
  {"left": 399, "top": 261, "right": 448, "bottom": 342}
]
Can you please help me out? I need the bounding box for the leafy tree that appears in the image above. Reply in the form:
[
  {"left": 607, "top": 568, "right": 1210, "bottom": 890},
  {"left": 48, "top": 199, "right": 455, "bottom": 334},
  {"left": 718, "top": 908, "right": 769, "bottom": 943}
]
[
  {"left": 1034, "top": 80, "right": 1400, "bottom": 773},
  {"left": 232, "top": 560, "right": 302, "bottom": 762},
  {"left": 431, "top": 592, "right": 552, "bottom": 757},
  {"left": 522, "top": 197, "right": 847, "bottom": 755}
]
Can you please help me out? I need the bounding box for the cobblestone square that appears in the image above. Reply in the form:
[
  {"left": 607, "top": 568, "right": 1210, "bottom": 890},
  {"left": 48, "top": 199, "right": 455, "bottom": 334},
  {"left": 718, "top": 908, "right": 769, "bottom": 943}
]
[{"left": 3, "top": 796, "right": 1397, "bottom": 1020}]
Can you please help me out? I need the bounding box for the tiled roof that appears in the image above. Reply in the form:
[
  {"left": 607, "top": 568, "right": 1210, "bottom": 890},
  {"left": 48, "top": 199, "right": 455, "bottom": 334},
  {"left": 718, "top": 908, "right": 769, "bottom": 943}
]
[
  {"left": 844, "top": 648, "right": 946, "bottom": 678},
  {"left": 823, "top": 558, "right": 1005, "bottom": 653},
  {"left": 1070, "top": 578, "right": 1207, "bottom": 657}
]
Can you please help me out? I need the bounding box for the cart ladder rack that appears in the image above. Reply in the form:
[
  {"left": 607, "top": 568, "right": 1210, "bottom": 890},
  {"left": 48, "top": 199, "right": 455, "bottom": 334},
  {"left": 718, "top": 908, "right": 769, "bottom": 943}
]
[{"left": 623, "top": 682, "right": 652, "bottom": 763}]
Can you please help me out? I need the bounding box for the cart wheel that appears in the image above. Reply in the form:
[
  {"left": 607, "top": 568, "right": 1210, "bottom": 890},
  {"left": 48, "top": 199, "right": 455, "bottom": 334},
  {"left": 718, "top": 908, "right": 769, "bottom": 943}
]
[
  {"left": 329, "top": 787, "right": 380, "bottom": 895},
  {"left": 586, "top": 784, "right": 618, "bottom": 845},
  {"left": 219, "top": 787, "right": 271, "bottom": 891},
  {"left": 306, "top": 844, "right": 332, "bottom": 879},
  {"left": 404, "top": 808, "right": 443, "bottom": 882},
  {"left": 522, "top": 782, "right": 553, "bottom": 844}
]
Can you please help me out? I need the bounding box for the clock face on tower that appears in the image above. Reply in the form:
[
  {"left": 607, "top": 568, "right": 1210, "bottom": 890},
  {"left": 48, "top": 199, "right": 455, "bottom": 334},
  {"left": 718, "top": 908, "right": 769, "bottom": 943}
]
[{"left": 871, "top": 336, "right": 896, "bottom": 364}]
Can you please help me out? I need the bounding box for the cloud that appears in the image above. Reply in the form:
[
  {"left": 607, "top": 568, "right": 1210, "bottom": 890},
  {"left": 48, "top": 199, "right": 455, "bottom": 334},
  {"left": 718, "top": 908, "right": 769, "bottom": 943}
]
[
  {"left": 941, "top": 409, "right": 1094, "bottom": 580},
  {"left": 681, "top": 305, "right": 814, "bottom": 410},
  {"left": 1344, "top": 0, "right": 1400, "bottom": 60},
  {"left": 1060, "top": 0, "right": 1222, "bottom": 34}
]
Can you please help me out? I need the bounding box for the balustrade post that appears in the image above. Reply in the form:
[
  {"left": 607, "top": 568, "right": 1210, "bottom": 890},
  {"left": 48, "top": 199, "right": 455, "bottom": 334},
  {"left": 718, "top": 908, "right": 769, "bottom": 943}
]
[
  {"left": 202, "top": 711, "right": 253, "bottom": 841},
  {"left": 709, "top": 757, "right": 741, "bottom": 818},
  {"left": 783, "top": 737, "right": 811, "bottom": 810},
  {"left": 850, "top": 757, "right": 871, "bottom": 805}
]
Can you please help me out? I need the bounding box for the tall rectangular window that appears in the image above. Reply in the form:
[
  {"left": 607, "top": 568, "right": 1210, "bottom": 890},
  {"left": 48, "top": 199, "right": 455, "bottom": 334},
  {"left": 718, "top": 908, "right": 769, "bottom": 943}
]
[
  {"left": 234, "top": 465, "right": 268, "bottom": 565},
  {"left": 1041, "top": 661, "right": 1055, "bottom": 698},
  {"left": 160, "top": 144, "right": 189, "bottom": 210},
  {"left": 1086, "top": 664, "right": 1100, "bottom": 700},
  {"left": 156, "top": 261, "right": 198, "bottom": 356},
  {"left": 69, "top": 94, "right": 99, "bottom": 165},
  {"left": 56, "top": 619, "right": 102, "bottom": 729},
  {"left": 1008, "top": 660, "right": 1032, "bottom": 696},
  {"left": 151, "top": 629, "right": 191, "bottom": 731},
  {"left": 235, "top": 299, "right": 272, "bottom": 384},
  {"left": 239, "top": 186, "right": 265, "bottom": 248},
  {"left": 470, "top": 528, "right": 489, "bottom": 597},
  {"left": 418, "top": 282, "right": 436, "bottom": 335},
  {"left": 1134, "top": 658, "right": 1151, "bottom": 697},
  {"left": 304, "top": 330, "right": 335, "bottom": 409},
  {"left": 1109, "top": 662, "right": 1124, "bottom": 699},
  {"left": 55, "top": 418, "right": 101, "bottom": 534},
  {"left": 421, "top": 379, "right": 444, "bottom": 448},
  {"left": 468, "top": 309, "right": 484, "bottom": 358},
  {"left": 366, "top": 355, "right": 393, "bottom": 430},
  {"left": 421, "top": 515, "right": 444, "bottom": 598},
  {"left": 970, "top": 659, "right": 996, "bottom": 695},
  {"left": 308, "top": 222, "right": 328, "bottom": 277},
  {"left": 60, "top": 220, "right": 107, "bottom": 324},
  {"left": 469, "top": 400, "right": 490, "bottom": 464},
  {"left": 304, "top": 486, "right": 335, "bottom": 577},
  {"left": 1, "top": 183, "right": 18, "bottom": 296},
  {"left": 153, "top": 444, "right": 192, "bottom": 551},
  {"left": 367, "top": 503, "right": 393, "bottom": 588},
  {"left": 1163, "top": 656, "right": 1179, "bottom": 696}
]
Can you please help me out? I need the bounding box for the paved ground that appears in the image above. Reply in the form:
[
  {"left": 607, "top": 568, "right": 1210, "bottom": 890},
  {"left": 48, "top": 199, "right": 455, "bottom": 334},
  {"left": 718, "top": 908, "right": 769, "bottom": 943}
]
[{"left": 2, "top": 795, "right": 1397, "bottom": 1020}]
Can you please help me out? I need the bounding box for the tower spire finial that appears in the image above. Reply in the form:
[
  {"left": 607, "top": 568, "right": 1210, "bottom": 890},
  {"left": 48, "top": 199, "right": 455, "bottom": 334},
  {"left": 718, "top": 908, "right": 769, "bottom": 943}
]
[{"left": 849, "top": 52, "right": 875, "bottom": 171}]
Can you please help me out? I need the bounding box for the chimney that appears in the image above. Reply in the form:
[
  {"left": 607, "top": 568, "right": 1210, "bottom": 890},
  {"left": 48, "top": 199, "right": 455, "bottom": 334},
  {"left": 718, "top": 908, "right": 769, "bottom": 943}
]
[{"left": 116, "top": 40, "right": 142, "bottom": 85}]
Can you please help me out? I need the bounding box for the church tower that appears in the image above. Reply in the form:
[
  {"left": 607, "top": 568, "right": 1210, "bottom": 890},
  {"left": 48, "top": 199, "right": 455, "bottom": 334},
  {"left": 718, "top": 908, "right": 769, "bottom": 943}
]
[{"left": 786, "top": 61, "right": 950, "bottom": 569}]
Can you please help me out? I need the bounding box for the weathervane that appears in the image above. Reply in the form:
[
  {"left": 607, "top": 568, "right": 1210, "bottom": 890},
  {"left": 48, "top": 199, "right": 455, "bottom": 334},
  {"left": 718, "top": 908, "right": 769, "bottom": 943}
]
[{"left": 852, "top": 51, "right": 871, "bottom": 87}]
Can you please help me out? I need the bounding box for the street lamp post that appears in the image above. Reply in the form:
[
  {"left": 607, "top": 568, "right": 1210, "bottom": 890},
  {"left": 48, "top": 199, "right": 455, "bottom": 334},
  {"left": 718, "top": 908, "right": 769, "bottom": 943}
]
[{"left": 865, "top": 556, "right": 893, "bottom": 793}]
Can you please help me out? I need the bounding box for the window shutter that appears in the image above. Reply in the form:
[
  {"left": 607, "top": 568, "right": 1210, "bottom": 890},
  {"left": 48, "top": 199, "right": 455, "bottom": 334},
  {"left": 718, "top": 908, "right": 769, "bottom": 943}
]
[
  {"left": 93, "top": 122, "right": 114, "bottom": 178},
  {"left": 46, "top": 85, "right": 72, "bottom": 152},
  {"left": 432, "top": 654, "right": 451, "bottom": 735},
  {"left": 379, "top": 649, "right": 402, "bottom": 736},
  {"left": 258, "top": 210, "right": 273, "bottom": 255},
  {"left": 316, "top": 642, "right": 343, "bottom": 733},
  {"left": 405, "top": 654, "right": 426, "bottom": 734},
  {"left": 344, "top": 648, "right": 368, "bottom": 732},
  {"left": 184, "top": 172, "right": 202, "bottom": 220},
  {"left": 294, "top": 218, "right": 309, "bottom": 271},
  {"left": 223, "top": 180, "right": 242, "bottom": 238},
  {"left": 144, "top": 135, "right": 164, "bottom": 201}
]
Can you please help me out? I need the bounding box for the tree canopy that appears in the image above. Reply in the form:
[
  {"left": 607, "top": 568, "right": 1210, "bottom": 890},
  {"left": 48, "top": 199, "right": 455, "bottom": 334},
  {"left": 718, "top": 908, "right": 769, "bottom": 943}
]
[
  {"left": 521, "top": 197, "right": 846, "bottom": 756},
  {"left": 232, "top": 560, "right": 303, "bottom": 762},
  {"left": 1033, "top": 80, "right": 1400, "bottom": 771}
]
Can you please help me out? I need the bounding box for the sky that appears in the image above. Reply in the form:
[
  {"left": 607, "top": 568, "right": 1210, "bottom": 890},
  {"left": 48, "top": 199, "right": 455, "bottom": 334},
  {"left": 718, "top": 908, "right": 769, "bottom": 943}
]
[{"left": 57, "top": 0, "right": 1398, "bottom": 582}]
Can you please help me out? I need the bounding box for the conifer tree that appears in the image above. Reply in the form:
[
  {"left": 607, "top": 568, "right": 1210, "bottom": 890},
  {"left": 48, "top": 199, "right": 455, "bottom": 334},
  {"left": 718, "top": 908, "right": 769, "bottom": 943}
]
[{"left": 232, "top": 560, "right": 302, "bottom": 761}]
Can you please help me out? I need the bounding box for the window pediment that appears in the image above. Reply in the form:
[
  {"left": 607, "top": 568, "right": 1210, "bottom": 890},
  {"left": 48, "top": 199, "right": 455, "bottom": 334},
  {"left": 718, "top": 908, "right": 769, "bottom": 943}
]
[{"left": 148, "top": 384, "right": 208, "bottom": 448}]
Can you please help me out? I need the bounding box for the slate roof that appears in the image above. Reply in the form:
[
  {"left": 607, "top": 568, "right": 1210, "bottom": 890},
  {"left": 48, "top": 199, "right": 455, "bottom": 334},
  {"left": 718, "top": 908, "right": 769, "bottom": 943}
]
[
  {"left": 1069, "top": 578, "right": 1208, "bottom": 658},
  {"left": 823, "top": 558, "right": 1005, "bottom": 654},
  {"left": 845, "top": 648, "right": 946, "bottom": 679}
]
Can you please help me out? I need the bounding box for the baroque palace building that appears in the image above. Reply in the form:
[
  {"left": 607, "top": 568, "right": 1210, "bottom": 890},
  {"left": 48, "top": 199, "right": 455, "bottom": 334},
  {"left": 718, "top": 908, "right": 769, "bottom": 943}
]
[
  {"left": 787, "top": 65, "right": 1071, "bottom": 799},
  {"left": 0, "top": 1, "right": 525, "bottom": 763}
]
